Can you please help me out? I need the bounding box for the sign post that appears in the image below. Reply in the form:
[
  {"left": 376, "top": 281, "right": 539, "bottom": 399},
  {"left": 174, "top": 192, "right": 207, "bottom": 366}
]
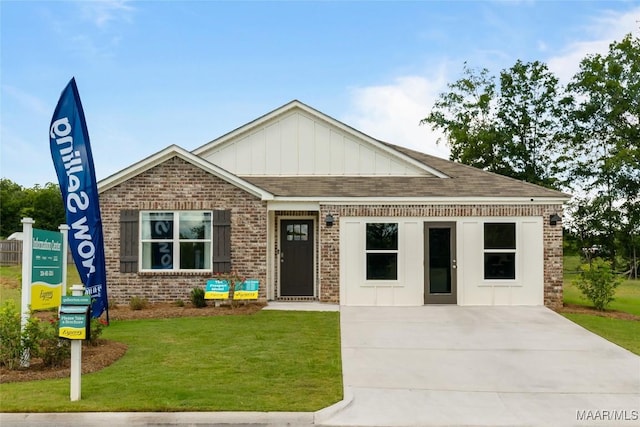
[
  {"left": 62, "top": 284, "right": 89, "bottom": 401},
  {"left": 19, "top": 218, "right": 35, "bottom": 367}
]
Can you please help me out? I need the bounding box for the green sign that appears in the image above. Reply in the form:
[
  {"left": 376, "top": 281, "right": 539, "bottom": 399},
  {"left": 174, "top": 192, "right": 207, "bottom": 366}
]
[
  {"left": 31, "top": 228, "right": 64, "bottom": 310},
  {"left": 62, "top": 295, "right": 92, "bottom": 306},
  {"left": 59, "top": 295, "right": 91, "bottom": 340}
]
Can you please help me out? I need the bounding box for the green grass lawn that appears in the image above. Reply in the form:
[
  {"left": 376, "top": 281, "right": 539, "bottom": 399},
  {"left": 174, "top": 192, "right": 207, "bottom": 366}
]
[
  {"left": 562, "top": 255, "right": 640, "bottom": 355},
  {"left": 0, "top": 311, "right": 343, "bottom": 412}
]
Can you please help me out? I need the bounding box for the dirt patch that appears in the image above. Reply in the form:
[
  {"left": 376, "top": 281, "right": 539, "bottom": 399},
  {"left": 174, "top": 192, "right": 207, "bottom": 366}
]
[
  {"left": 1, "top": 302, "right": 265, "bottom": 383},
  {"left": 556, "top": 303, "right": 640, "bottom": 321}
]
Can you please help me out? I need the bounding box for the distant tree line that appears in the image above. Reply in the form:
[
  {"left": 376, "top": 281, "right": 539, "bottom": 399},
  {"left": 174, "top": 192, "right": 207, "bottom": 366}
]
[
  {"left": 0, "top": 179, "right": 65, "bottom": 238},
  {"left": 422, "top": 34, "right": 639, "bottom": 276}
]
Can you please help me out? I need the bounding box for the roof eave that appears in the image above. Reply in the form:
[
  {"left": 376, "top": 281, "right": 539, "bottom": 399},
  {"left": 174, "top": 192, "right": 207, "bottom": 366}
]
[{"left": 98, "top": 145, "right": 274, "bottom": 200}]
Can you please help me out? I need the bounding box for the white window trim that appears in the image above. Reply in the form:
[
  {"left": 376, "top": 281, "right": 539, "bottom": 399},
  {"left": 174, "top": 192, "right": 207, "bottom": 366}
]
[
  {"left": 482, "top": 222, "right": 517, "bottom": 282},
  {"left": 139, "top": 210, "right": 213, "bottom": 272},
  {"left": 364, "top": 221, "right": 400, "bottom": 284}
]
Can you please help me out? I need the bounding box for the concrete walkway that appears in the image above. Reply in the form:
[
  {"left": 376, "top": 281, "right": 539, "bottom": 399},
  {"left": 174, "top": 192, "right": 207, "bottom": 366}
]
[
  {"left": 2, "top": 304, "right": 639, "bottom": 426},
  {"left": 317, "top": 305, "right": 640, "bottom": 426}
]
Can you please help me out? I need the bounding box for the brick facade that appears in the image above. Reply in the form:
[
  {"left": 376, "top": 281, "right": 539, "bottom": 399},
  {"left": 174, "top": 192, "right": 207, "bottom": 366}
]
[{"left": 100, "top": 157, "right": 268, "bottom": 304}]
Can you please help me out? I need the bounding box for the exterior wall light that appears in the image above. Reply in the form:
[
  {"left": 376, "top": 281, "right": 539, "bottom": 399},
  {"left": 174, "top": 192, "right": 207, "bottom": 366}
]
[
  {"left": 549, "top": 213, "right": 561, "bottom": 226},
  {"left": 325, "top": 213, "right": 335, "bottom": 227}
]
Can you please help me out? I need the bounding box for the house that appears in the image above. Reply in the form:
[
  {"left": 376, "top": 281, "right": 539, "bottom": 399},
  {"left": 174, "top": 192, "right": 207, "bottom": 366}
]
[{"left": 98, "top": 100, "right": 569, "bottom": 308}]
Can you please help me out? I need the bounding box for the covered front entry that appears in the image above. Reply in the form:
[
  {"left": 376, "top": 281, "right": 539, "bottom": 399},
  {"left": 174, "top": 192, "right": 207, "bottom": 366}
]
[
  {"left": 424, "top": 222, "right": 457, "bottom": 304},
  {"left": 279, "top": 219, "right": 315, "bottom": 297}
]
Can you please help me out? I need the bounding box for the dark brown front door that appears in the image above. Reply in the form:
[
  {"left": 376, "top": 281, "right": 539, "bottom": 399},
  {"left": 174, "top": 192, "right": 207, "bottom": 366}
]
[
  {"left": 424, "top": 222, "right": 457, "bottom": 304},
  {"left": 280, "top": 220, "right": 314, "bottom": 296}
]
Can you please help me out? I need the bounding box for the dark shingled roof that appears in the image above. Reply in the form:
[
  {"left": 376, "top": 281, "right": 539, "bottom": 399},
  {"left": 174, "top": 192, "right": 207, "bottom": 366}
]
[{"left": 240, "top": 142, "right": 569, "bottom": 199}]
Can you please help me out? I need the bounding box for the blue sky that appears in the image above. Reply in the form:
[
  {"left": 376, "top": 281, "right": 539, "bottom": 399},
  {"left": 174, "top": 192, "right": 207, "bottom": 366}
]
[{"left": 1, "top": 0, "right": 639, "bottom": 188}]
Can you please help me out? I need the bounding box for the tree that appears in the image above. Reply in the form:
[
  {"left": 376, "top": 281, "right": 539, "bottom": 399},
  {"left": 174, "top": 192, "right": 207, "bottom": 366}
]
[
  {"left": 0, "top": 179, "right": 65, "bottom": 237},
  {"left": 0, "top": 179, "right": 27, "bottom": 238},
  {"left": 564, "top": 34, "right": 640, "bottom": 268},
  {"left": 421, "top": 60, "right": 567, "bottom": 189},
  {"left": 421, "top": 63, "right": 505, "bottom": 174},
  {"left": 497, "top": 60, "right": 568, "bottom": 188}
]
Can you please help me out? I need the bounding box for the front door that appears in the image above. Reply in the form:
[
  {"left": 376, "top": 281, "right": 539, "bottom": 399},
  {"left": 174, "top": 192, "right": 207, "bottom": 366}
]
[
  {"left": 280, "top": 220, "right": 314, "bottom": 297},
  {"left": 424, "top": 222, "right": 457, "bottom": 304}
]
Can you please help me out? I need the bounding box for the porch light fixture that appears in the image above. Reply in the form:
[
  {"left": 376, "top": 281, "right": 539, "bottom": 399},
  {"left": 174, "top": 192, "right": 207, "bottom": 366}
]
[
  {"left": 325, "top": 213, "right": 335, "bottom": 227},
  {"left": 549, "top": 213, "right": 561, "bottom": 226}
]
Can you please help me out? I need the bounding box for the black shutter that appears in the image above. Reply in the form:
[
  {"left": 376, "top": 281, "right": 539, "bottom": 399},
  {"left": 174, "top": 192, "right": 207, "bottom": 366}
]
[
  {"left": 212, "top": 210, "right": 231, "bottom": 273},
  {"left": 120, "top": 210, "right": 139, "bottom": 273}
]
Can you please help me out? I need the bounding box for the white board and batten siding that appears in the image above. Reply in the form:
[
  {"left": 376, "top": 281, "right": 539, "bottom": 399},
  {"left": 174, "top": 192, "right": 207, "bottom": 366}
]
[
  {"left": 340, "top": 217, "right": 544, "bottom": 306},
  {"left": 199, "top": 111, "right": 426, "bottom": 177}
]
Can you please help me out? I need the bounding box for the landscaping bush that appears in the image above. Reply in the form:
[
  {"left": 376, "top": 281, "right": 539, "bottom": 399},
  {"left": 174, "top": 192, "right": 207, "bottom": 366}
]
[
  {"left": 573, "top": 257, "right": 623, "bottom": 311},
  {"left": 0, "top": 301, "right": 70, "bottom": 369},
  {"left": 190, "top": 287, "right": 207, "bottom": 308},
  {"left": 38, "top": 315, "right": 70, "bottom": 367},
  {"left": 129, "top": 296, "right": 149, "bottom": 311},
  {"left": 0, "top": 301, "right": 40, "bottom": 369}
]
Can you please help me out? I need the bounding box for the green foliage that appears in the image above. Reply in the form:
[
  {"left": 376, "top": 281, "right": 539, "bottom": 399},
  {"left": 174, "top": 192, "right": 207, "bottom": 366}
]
[
  {"left": 0, "top": 301, "right": 36, "bottom": 369},
  {"left": 421, "top": 60, "right": 565, "bottom": 189},
  {"left": 38, "top": 315, "right": 70, "bottom": 367},
  {"left": 87, "top": 317, "right": 108, "bottom": 346},
  {"left": 129, "top": 296, "right": 149, "bottom": 311},
  {"left": 573, "top": 258, "right": 622, "bottom": 311},
  {"left": 0, "top": 301, "right": 70, "bottom": 369},
  {"left": 174, "top": 299, "right": 185, "bottom": 307},
  {"left": 0, "top": 179, "right": 65, "bottom": 237},
  {"left": 564, "top": 34, "right": 640, "bottom": 268},
  {"left": 190, "top": 287, "right": 207, "bottom": 308}
]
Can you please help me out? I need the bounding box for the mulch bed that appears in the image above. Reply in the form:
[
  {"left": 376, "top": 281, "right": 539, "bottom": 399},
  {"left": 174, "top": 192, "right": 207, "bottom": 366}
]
[
  {"left": 0, "top": 302, "right": 265, "bottom": 384},
  {"left": 556, "top": 303, "right": 640, "bottom": 321}
]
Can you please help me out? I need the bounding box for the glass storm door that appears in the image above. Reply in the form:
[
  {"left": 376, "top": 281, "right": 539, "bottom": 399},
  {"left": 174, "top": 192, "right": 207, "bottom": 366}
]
[
  {"left": 280, "top": 220, "right": 314, "bottom": 297},
  {"left": 424, "top": 222, "right": 457, "bottom": 304}
]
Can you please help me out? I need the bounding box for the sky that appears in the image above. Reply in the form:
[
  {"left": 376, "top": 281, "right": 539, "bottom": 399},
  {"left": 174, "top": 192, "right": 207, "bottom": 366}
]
[{"left": 1, "top": 0, "right": 639, "bottom": 188}]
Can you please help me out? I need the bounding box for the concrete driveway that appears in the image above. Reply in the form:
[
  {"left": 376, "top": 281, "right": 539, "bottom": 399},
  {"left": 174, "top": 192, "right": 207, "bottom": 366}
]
[{"left": 317, "top": 306, "right": 640, "bottom": 426}]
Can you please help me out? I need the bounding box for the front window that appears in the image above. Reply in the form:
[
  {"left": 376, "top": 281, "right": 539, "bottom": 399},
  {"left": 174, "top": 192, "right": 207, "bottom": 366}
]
[
  {"left": 366, "top": 223, "right": 398, "bottom": 280},
  {"left": 141, "top": 211, "right": 212, "bottom": 271},
  {"left": 483, "top": 222, "right": 516, "bottom": 280}
]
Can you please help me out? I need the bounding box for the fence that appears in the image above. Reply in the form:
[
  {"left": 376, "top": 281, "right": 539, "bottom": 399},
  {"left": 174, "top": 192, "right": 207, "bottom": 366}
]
[
  {"left": 0, "top": 240, "right": 74, "bottom": 266},
  {"left": 0, "top": 240, "right": 22, "bottom": 266}
]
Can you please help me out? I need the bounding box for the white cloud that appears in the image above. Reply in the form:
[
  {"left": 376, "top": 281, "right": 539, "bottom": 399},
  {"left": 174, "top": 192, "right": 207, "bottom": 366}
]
[
  {"left": 547, "top": 6, "right": 640, "bottom": 82},
  {"left": 78, "top": 0, "right": 135, "bottom": 29},
  {"left": 343, "top": 68, "right": 452, "bottom": 160}
]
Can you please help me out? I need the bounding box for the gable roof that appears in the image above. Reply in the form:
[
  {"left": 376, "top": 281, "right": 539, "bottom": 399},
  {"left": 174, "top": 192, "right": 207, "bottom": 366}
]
[
  {"left": 99, "top": 101, "right": 570, "bottom": 204},
  {"left": 98, "top": 145, "right": 273, "bottom": 200},
  {"left": 192, "top": 100, "right": 449, "bottom": 179}
]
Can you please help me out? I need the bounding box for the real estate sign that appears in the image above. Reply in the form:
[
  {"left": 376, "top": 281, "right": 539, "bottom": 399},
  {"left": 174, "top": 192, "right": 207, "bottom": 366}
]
[
  {"left": 30, "top": 228, "right": 64, "bottom": 310},
  {"left": 234, "top": 279, "right": 259, "bottom": 300}
]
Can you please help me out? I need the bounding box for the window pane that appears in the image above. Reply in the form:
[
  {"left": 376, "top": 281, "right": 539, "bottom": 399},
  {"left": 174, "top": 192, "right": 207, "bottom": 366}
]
[
  {"left": 179, "top": 212, "right": 211, "bottom": 239},
  {"left": 286, "top": 225, "right": 294, "bottom": 241},
  {"left": 366, "top": 253, "right": 398, "bottom": 280},
  {"left": 142, "top": 242, "right": 174, "bottom": 269},
  {"left": 484, "top": 223, "right": 516, "bottom": 249},
  {"left": 141, "top": 212, "right": 173, "bottom": 239},
  {"left": 366, "top": 223, "right": 398, "bottom": 250},
  {"left": 180, "top": 242, "right": 210, "bottom": 269},
  {"left": 300, "top": 224, "right": 308, "bottom": 241},
  {"left": 484, "top": 253, "right": 515, "bottom": 279}
]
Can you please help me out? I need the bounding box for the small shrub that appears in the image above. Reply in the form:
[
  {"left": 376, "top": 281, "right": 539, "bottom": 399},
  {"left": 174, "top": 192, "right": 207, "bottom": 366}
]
[
  {"left": 129, "top": 296, "right": 149, "bottom": 311},
  {"left": 190, "top": 288, "right": 207, "bottom": 308},
  {"left": 174, "top": 299, "right": 185, "bottom": 307},
  {"left": 38, "top": 316, "right": 70, "bottom": 367},
  {"left": 573, "top": 257, "right": 622, "bottom": 311},
  {"left": 86, "top": 317, "right": 108, "bottom": 346},
  {"left": 0, "top": 301, "right": 40, "bottom": 369}
]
